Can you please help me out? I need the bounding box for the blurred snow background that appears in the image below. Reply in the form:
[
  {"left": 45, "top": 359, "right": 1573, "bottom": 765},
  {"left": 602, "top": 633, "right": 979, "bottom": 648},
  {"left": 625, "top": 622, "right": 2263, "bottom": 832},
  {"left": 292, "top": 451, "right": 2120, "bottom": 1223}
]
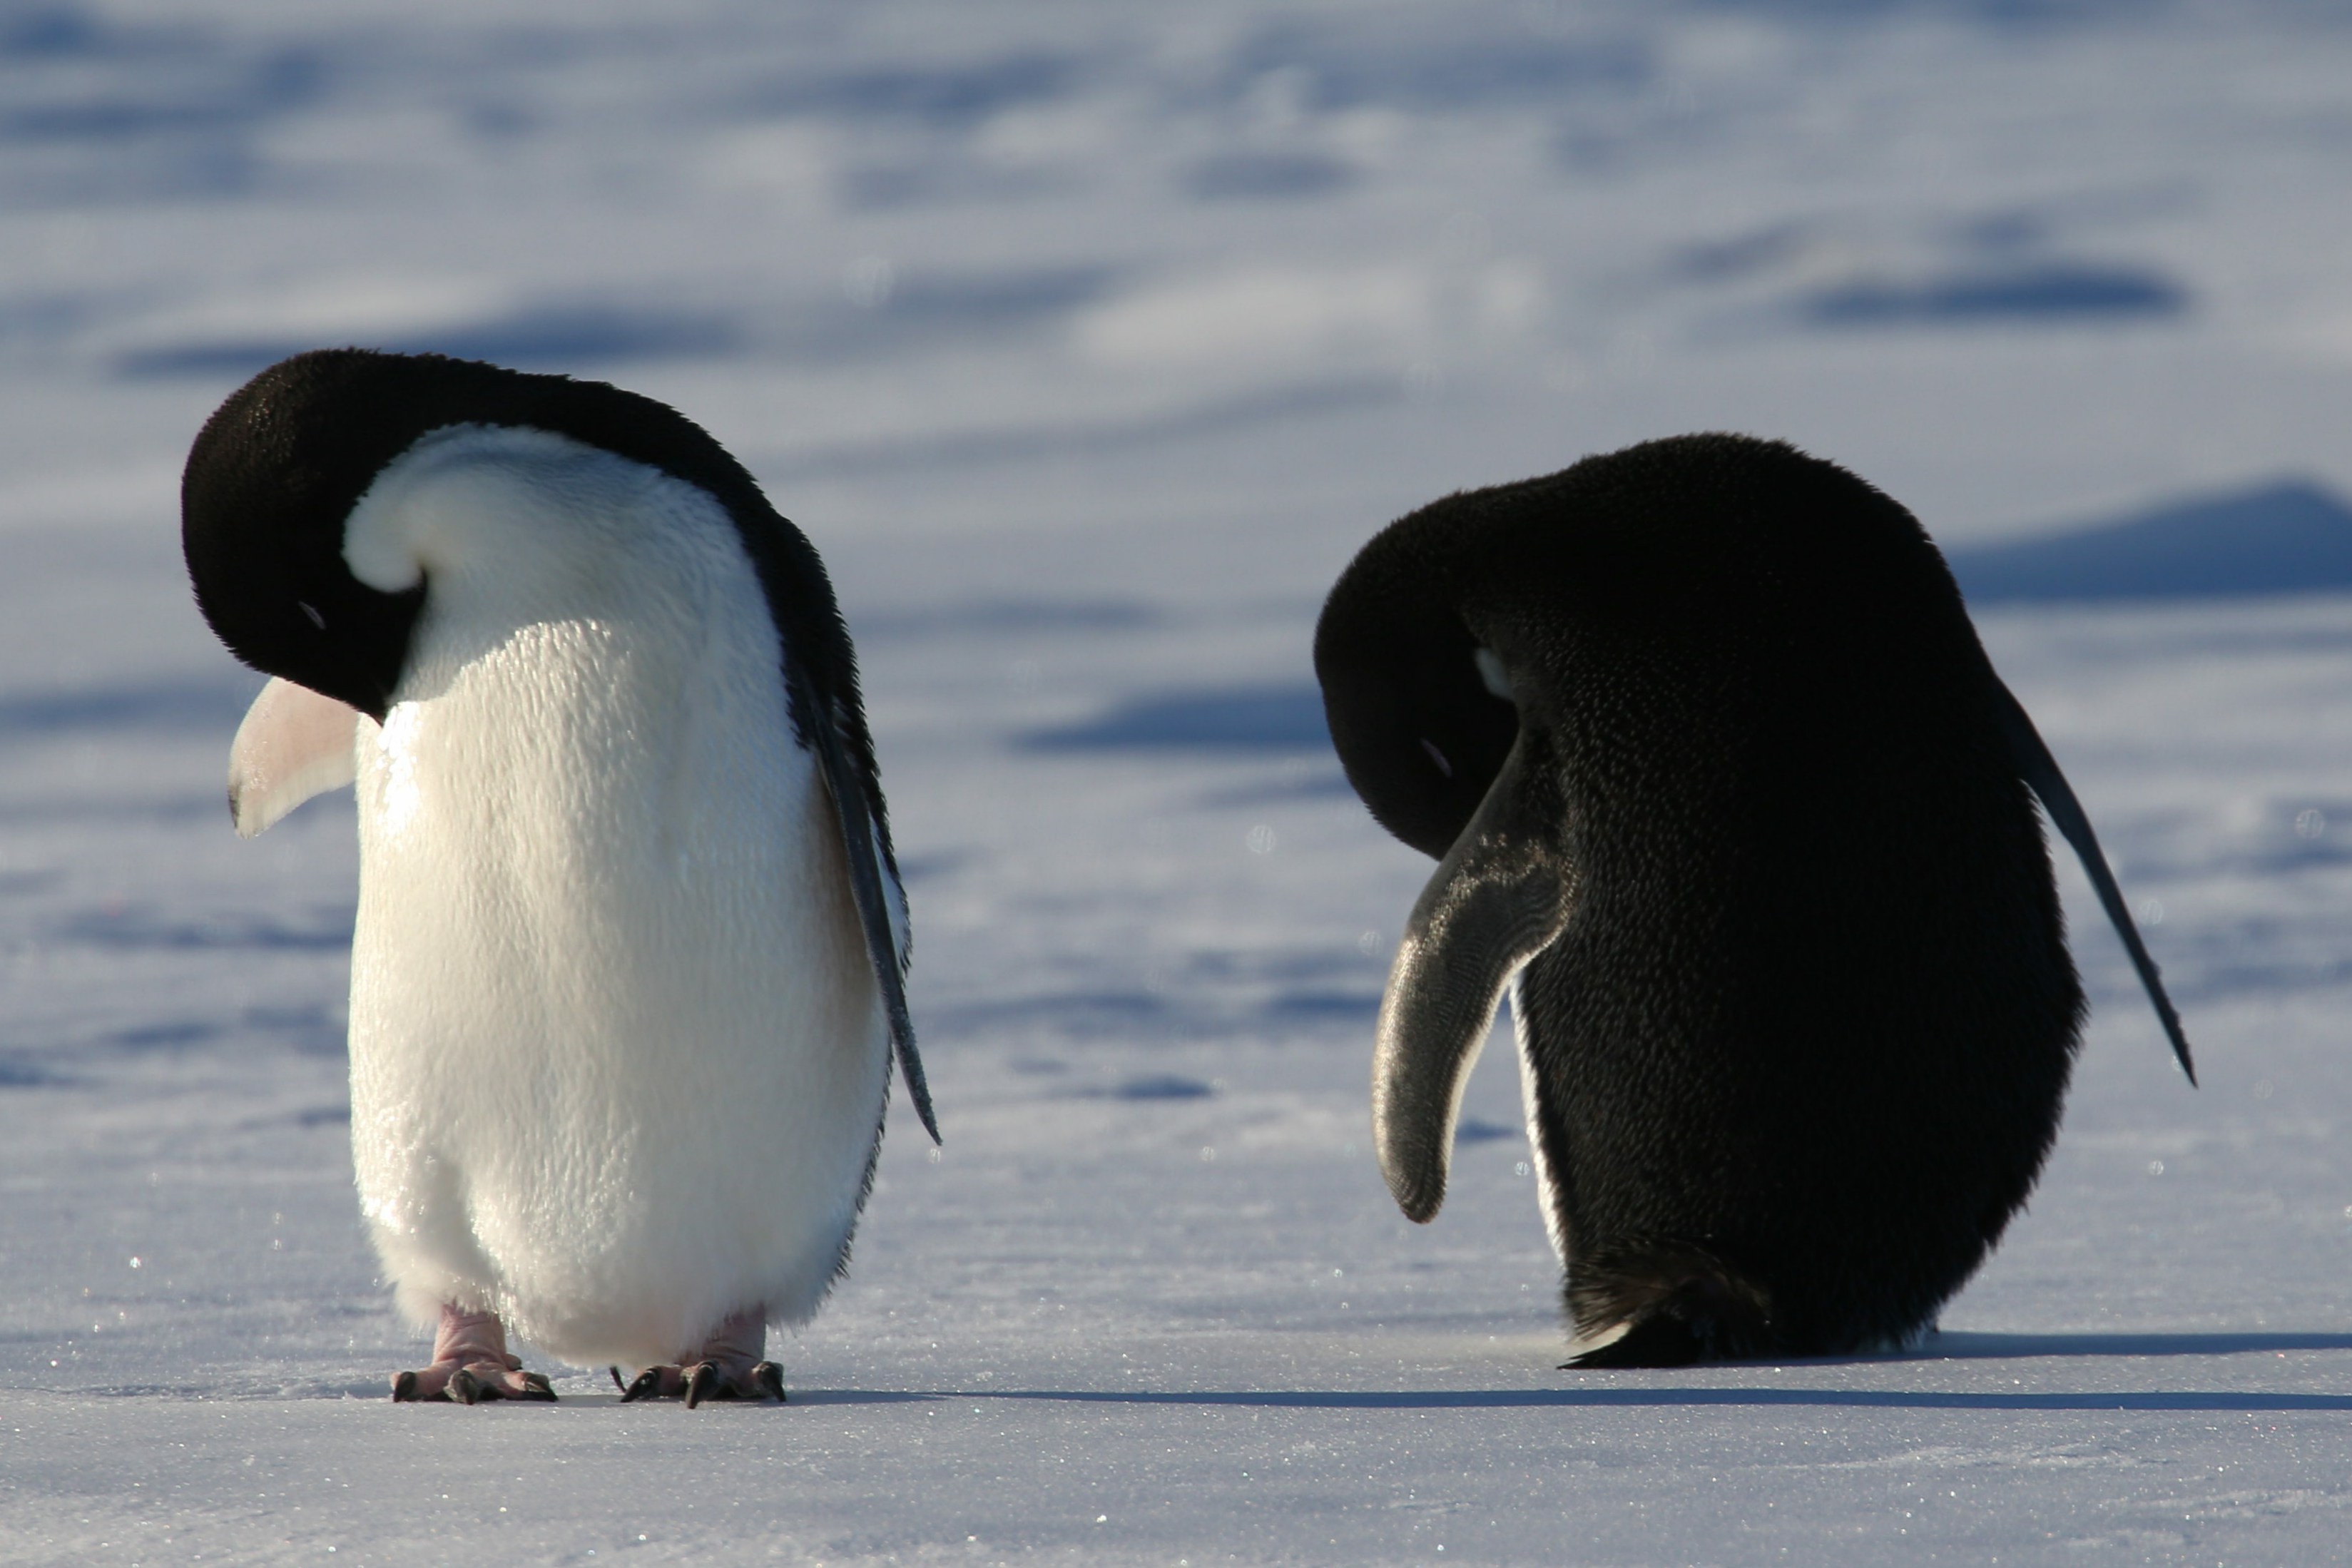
[{"left": 5, "top": 1, "right": 2352, "bottom": 1562}]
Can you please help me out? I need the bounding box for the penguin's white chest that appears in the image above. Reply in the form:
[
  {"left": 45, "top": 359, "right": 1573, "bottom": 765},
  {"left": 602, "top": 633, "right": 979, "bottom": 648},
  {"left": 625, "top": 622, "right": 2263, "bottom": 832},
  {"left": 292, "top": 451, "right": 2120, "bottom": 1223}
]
[{"left": 340, "top": 428, "right": 888, "bottom": 1367}]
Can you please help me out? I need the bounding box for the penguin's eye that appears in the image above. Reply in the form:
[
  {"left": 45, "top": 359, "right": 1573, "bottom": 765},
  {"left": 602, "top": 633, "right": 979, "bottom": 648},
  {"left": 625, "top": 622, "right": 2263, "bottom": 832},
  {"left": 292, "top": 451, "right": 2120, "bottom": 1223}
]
[{"left": 1419, "top": 738, "right": 1453, "bottom": 778}]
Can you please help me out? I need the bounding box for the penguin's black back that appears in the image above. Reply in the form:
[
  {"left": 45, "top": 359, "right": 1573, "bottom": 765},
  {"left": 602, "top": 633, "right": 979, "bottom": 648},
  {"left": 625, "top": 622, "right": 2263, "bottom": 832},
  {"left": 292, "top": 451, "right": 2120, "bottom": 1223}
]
[{"left": 1318, "top": 434, "right": 2083, "bottom": 1359}]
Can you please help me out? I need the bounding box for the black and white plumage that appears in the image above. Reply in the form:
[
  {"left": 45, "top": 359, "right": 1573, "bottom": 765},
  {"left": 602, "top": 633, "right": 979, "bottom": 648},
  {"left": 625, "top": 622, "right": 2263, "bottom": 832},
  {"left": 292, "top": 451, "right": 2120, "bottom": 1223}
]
[
  {"left": 1314, "top": 434, "right": 2192, "bottom": 1368},
  {"left": 183, "top": 349, "right": 933, "bottom": 1402}
]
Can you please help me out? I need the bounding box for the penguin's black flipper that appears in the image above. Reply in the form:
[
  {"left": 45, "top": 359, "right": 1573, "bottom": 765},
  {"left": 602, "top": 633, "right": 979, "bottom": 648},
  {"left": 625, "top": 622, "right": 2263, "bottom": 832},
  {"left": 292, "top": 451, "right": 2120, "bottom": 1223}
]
[
  {"left": 1375, "top": 734, "right": 1576, "bottom": 1223},
  {"left": 803, "top": 675, "right": 939, "bottom": 1142},
  {"left": 1994, "top": 680, "right": 2196, "bottom": 1085}
]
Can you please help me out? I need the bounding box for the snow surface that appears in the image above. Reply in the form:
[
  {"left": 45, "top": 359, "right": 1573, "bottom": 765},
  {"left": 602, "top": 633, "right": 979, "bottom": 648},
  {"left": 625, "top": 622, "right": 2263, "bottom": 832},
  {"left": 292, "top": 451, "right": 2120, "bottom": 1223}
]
[{"left": 6, "top": 2, "right": 2352, "bottom": 1562}]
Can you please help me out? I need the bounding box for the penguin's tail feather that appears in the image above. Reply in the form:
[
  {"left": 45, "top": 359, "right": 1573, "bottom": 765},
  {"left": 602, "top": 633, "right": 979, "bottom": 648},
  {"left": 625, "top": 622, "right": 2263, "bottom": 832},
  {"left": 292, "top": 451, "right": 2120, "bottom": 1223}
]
[{"left": 1563, "top": 1242, "right": 1775, "bottom": 1368}]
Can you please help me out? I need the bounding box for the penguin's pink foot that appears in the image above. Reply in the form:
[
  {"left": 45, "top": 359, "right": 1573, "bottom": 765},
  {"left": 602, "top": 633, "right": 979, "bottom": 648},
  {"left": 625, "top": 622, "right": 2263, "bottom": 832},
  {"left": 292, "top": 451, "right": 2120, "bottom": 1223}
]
[
  {"left": 611, "top": 1309, "right": 785, "bottom": 1407},
  {"left": 391, "top": 1305, "right": 556, "bottom": 1403}
]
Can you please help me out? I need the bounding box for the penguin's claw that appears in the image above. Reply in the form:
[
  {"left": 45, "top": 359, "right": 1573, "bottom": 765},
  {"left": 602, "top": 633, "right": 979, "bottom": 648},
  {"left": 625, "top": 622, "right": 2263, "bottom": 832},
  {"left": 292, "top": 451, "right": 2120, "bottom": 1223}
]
[
  {"left": 618, "top": 1365, "right": 683, "bottom": 1402},
  {"left": 611, "top": 1358, "right": 786, "bottom": 1406},
  {"left": 610, "top": 1309, "right": 784, "bottom": 1406},
  {"left": 390, "top": 1305, "right": 556, "bottom": 1403},
  {"left": 389, "top": 1360, "right": 556, "bottom": 1403}
]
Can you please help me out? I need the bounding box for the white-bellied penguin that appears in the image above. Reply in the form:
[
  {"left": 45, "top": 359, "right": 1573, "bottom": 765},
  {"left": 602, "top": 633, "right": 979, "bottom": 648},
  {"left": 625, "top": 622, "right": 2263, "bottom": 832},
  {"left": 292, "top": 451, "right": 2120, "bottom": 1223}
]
[
  {"left": 1314, "top": 434, "right": 2193, "bottom": 1367},
  {"left": 182, "top": 348, "right": 937, "bottom": 1404}
]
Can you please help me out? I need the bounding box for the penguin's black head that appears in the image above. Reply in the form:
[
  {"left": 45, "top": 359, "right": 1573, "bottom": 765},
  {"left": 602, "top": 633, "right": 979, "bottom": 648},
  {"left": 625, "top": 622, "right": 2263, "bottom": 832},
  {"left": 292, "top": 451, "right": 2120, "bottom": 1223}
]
[
  {"left": 1314, "top": 494, "right": 1523, "bottom": 860},
  {"left": 181, "top": 350, "right": 447, "bottom": 718},
  {"left": 182, "top": 347, "right": 778, "bottom": 721}
]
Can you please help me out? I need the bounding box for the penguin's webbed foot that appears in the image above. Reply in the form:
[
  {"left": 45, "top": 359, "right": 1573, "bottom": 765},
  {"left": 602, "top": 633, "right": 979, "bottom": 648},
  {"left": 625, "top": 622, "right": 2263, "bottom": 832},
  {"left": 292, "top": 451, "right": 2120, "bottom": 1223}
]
[
  {"left": 610, "top": 1310, "right": 785, "bottom": 1407},
  {"left": 391, "top": 1305, "right": 557, "bottom": 1403}
]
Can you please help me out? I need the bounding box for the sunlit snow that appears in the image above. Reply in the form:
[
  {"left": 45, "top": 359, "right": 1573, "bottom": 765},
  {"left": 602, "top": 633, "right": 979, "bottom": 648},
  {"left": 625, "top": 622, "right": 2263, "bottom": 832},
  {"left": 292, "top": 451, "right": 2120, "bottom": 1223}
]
[{"left": 5, "top": 2, "right": 2352, "bottom": 1563}]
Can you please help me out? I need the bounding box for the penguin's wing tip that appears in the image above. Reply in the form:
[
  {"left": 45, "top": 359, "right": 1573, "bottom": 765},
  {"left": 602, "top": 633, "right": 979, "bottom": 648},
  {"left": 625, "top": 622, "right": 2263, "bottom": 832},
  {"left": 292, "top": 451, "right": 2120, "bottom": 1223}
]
[
  {"left": 1994, "top": 681, "right": 2196, "bottom": 1084},
  {"left": 2162, "top": 1007, "right": 2198, "bottom": 1087},
  {"left": 893, "top": 1013, "right": 942, "bottom": 1144}
]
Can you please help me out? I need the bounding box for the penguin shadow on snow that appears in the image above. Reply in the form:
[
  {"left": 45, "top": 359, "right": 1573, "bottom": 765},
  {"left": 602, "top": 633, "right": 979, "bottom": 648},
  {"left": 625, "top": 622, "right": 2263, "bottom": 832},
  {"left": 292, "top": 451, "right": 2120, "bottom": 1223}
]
[{"left": 861, "top": 1382, "right": 2352, "bottom": 1415}]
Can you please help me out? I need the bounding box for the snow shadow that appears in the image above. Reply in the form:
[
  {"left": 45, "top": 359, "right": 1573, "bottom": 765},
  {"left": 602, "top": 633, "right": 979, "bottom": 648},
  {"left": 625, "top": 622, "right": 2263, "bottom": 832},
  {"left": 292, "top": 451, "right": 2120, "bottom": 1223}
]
[
  {"left": 776, "top": 376, "right": 1395, "bottom": 482},
  {"left": 855, "top": 599, "right": 1160, "bottom": 640},
  {"left": 934, "top": 983, "right": 1378, "bottom": 1044},
  {"left": 1224, "top": 19, "right": 1649, "bottom": 111},
  {"left": 1800, "top": 262, "right": 2185, "bottom": 327},
  {"left": 0, "top": 1055, "right": 60, "bottom": 1087},
  {"left": 118, "top": 265, "right": 1119, "bottom": 382},
  {"left": 61, "top": 906, "right": 352, "bottom": 954},
  {"left": 1021, "top": 684, "right": 1330, "bottom": 754},
  {"left": 0, "top": 678, "right": 253, "bottom": 737},
  {"left": 1930, "top": 1330, "right": 2352, "bottom": 1359},
  {"left": 0, "top": 7, "right": 320, "bottom": 202},
  {"left": 1086, "top": 1073, "right": 1216, "bottom": 1101},
  {"left": 118, "top": 306, "right": 743, "bottom": 381},
  {"left": 735, "top": 51, "right": 1082, "bottom": 128},
  {"left": 931, "top": 947, "right": 1379, "bottom": 1044},
  {"left": 1184, "top": 150, "right": 1356, "bottom": 202},
  {"left": 1948, "top": 480, "right": 2352, "bottom": 603}
]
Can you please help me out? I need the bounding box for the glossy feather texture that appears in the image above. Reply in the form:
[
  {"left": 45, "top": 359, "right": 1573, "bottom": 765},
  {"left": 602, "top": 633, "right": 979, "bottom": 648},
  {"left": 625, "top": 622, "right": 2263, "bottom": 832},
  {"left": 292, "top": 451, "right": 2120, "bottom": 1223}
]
[{"left": 1318, "top": 434, "right": 2188, "bottom": 1364}]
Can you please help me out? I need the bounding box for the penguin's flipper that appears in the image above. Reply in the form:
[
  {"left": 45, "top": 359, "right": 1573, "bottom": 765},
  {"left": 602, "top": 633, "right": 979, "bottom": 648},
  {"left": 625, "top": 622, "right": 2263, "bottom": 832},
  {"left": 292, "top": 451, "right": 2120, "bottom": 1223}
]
[
  {"left": 1375, "top": 734, "right": 1575, "bottom": 1223},
  {"left": 227, "top": 676, "right": 360, "bottom": 838},
  {"left": 1994, "top": 681, "right": 2196, "bottom": 1085},
  {"left": 803, "top": 681, "right": 937, "bottom": 1143}
]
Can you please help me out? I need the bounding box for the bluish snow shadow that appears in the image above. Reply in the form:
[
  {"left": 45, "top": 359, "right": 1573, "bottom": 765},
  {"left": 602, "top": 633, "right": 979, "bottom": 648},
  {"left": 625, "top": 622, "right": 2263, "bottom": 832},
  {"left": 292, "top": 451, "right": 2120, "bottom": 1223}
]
[
  {"left": 1021, "top": 684, "right": 1330, "bottom": 754},
  {"left": 1801, "top": 262, "right": 2186, "bottom": 327},
  {"left": 61, "top": 906, "right": 355, "bottom": 954},
  {"left": 89, "top": 1002, "right": 346, "bottom": 1059},
  {"left": 928, "top": 945, "right": 1380, "bottom": 1045},
  {"left": 855, "top": 599, "right": 1160, "bottom": 640},
  {"left": 735, "top": 51, "right": 1081, "bottom": 128},
  {"left": 1949, "top": 479, "right": 2352, "bottom": 603},
  {"left": 1184, "top": 151, "right": 1355, "bottom": 202},
  {"left": 0, "top": 678, "right": 254, "bottom": 736},
  {"left": 933, "top": 987, "right": 1380, "bottom": 1043},
  {"left": 0, "top": 8, "right": 325, "bottom": 202},
  {"left": 1930, "top": 1330, "right": 2352, "bottom": 1359},
  {"left": 773, "top": 376, "right": 1397, "bottom": 482},
  {"left": 118, "top": 266, "right": 1119, "bottom": 382},
  {"left": 1226, "top": 21, "right": 1649, "bottom": 111},
  {"left": 118, "top": 307, "right": 742, "bottom": 380},
  {"left": 1092, "top": 1073, "right": 1216, "bottom": 1101}
]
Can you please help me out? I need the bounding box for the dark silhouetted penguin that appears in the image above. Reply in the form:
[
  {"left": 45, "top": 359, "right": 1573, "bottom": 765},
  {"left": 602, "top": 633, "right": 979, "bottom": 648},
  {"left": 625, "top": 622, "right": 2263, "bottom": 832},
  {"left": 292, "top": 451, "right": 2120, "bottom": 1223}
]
[
  {"left": 183, "top": 349, "right": 935, "bottom": 1405},
  {"left": 1314, "top": 434, "right": 2192, "bottom": 1367}
]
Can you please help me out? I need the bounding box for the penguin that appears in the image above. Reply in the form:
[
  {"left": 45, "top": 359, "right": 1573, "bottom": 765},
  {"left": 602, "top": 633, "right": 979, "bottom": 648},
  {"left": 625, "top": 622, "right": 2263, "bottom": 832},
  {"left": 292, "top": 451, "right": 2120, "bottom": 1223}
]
[
  {"left": 1313, "top": 434, "right": 2193, "bottom": 1368},
  {"left": 181, "top": 348, "right": 936, "bottom": 1405}
]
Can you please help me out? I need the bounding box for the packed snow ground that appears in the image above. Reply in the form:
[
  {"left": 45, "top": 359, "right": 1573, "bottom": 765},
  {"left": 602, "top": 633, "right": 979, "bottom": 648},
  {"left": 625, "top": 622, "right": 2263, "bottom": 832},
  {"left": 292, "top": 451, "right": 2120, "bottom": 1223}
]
[{"left": 4, "top": 3, "right": 2352, "bottom": 1563}]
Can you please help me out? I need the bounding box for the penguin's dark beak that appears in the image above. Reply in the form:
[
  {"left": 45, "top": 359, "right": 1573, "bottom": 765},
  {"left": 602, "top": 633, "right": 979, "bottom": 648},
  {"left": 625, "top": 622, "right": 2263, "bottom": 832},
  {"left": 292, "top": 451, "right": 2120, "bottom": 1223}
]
[{"left": 1373, "top": 728, "right": 1578, "bottom": 1223}]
